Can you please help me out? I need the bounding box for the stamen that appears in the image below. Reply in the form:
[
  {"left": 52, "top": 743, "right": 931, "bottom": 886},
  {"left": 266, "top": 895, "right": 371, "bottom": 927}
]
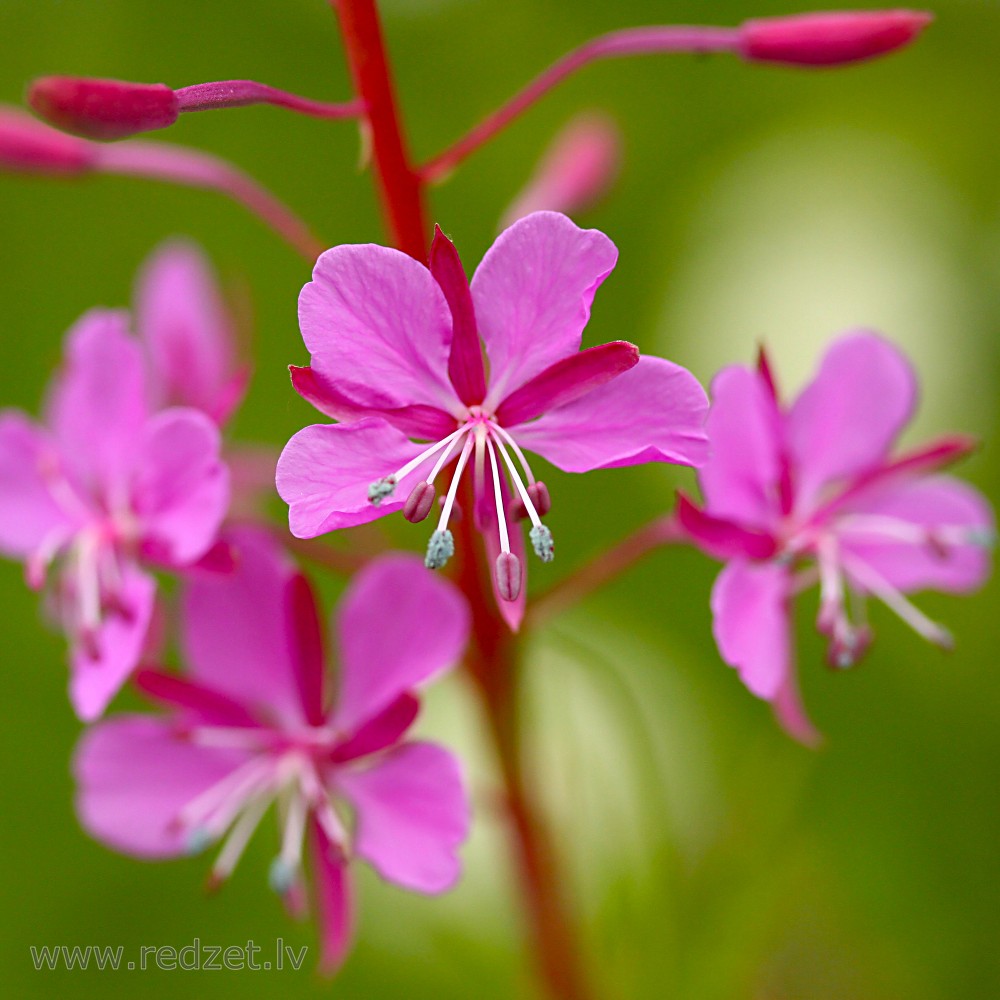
[
  {"left": 496, "top": 552, "right": 523, "bottom": 602},
  {"left": 425, "top": 530, "right": 455, "bottom": 570},
  {"left": 367, "top": 476, "right": 396, "bottom": 505},
  {"left": 490, "top": 422, "right": 538, "bottom": 486},
  {"left": 209, "top": 791, "right": 273, "bottom": 888},
  {"left": 485, "top": 437, "right": 511, "bottom": 554},
  {"left": 426, "top": 432, "right": 476, "bottom": 569},
  {"left": 841, "top": 551, "right": 954, "bottom": 649},
  {"left": 530, "top": 524, "right": 555, "bottom": 562},
  {"left": 270, "top": 786, "right": 308, "bottom": 894},
  {"left": 369, "top": 425, "right": 470, "bottom": 506},
  {"left": 403, "top": 482, "right": 436, "bottom": 523}
]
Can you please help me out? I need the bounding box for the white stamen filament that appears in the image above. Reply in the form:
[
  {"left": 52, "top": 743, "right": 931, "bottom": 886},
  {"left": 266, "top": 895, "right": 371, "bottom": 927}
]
[
  {"left": 425, "top": 425, "right": 470, "bottom": 486},
  {"left": 840, "top": 550, "right": 953, "bottom": 647},
  {"left": 436, "top": 431, "right": 476, "bottom": 532},
  {"left": 74, "top": 532, "right": 102, "bottom": 632},
  {"left": 278, "top": 781, "right": 309, "bottom": 871},
  {"left": 490, "top": 421, "right": 538, "bottom": 487},
  {"left": 491, "top": 432, "right": 543, "bottom": 529},
  {"left": 485, "top": 436, "right": 511, "bottom": 554},
  {"left": 175, "top": 756, "right": 273, "bottom": 832},
  {"left": 211, "top": 790, "right": 273, "bottom": 881},
  {"left": 389, "top": 425, "right": 468, "bottom": 484},
  {"left": 836, "top": 514, "right": 982, "bottom": 549}
]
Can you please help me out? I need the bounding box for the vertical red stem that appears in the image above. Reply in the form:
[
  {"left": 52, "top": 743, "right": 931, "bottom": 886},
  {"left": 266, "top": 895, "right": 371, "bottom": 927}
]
[
  {"left": 331, "top": 0, "right": 429, "bottom": 260},
  {"left": 331, "top": 4, "right": 592, "bottom": 995}
]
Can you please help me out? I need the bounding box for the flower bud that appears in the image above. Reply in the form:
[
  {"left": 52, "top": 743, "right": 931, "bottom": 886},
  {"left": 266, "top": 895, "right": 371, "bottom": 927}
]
[
  {"left": 0, "top": 106, "right": 94, "bottom": 174},
  {"left": 739, "top": 10, "right": 932, "bottom": 67},
  {"left": 27, "top": 76, "right": 179, "bottom": 140}
]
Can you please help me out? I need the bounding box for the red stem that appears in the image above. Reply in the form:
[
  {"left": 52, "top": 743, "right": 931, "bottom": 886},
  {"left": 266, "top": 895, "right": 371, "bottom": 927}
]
[
  {"left": 331, "top": 5, "right": 592, "bottom": 993},
  {"left": 330, "top": 0, "right": 429, "bottom": 260}
]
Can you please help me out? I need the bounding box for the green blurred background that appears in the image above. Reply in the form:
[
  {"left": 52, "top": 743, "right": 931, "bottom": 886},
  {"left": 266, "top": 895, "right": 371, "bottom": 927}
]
[{"left": 1, "top": 1, "right": 998, "bottom": 997}]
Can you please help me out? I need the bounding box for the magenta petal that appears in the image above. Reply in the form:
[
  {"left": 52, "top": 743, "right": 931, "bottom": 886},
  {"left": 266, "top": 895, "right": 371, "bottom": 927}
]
[
  {"left": 276, "top": 418, "right": 427, "bottom": 539},
  {"left": 710, "top": 560, "right": 792, "bottom": 700},
  {"left": 136, "top": 240, "right": 241, "bottom": 422},
  {"left": 430, "top": 226, "right": 487, "bottom": 407},
  {"left": 839, "top": 475, "right": 994, "bottom": 593},
  {"left": 332, "top": 693, "right": 420, "bottom": 763},
  {"left": 338, "top": 741, "right": 469, "bottom": 893},
  {"left": 512, "top": 355, "right": 709, "bottom": 472},
  {"left": 0, "top": 411, "right": 76, "bottom": 557},
  {"left": 69, "top": 564, "right": 157, "bottom": 721},
  {"left": 46, "top": 309, "right": 149, "bottom": 497},
  {"left": 309, "top": 821, "right": 354, "bottom": 975},
  {"left": 495, "top": 340, "right": 639, "bottom": 427},
  {"left": 289, "top": 364, "right": 455, "bottom": 439},
  {"left": 333, "top": 554, "right": 469, "bottom": 735},
  {"left": 787, "top": 332, "right": 917, "bottom": 509},
  {"left": 133, "top": 408, "right": 229, "bottom": 566},
  {"left": 473, "top": 211, "right": 618, "bottom": 401},
  {"left": 300, "top": 244, "right": 458, "bottom": 413},
  {"left": 676, "top": 492, "right": 778, "bottom": 561},
  {"left": 286, "top": 573, "right": 327, "bottom": 726},
  {"left": 181, "top": 527, "right": 305, "bottom": 725},
  {"left": 699, "top": 364, "right": 784, "bottom": 530},
  {"left": 135, "top": 668, "right": 261, "bottom": 728},
  {"left": 74, "top": 715, "right": 250, "bottom": 858},
  {"left": 771, "top": 668, "right": 822, "bottom": 748}
]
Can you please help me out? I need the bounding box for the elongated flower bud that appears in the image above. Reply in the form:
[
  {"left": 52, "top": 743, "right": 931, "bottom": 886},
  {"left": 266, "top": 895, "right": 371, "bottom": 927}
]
[
  {"left": 28, "top": 76, "right": 179, "bottom": 140},
  {"left": 0, "top": 106, "right": 95, "bottom": 174},
  {"left": 739, "top": 10, "right": 932, "bottom": 67}
]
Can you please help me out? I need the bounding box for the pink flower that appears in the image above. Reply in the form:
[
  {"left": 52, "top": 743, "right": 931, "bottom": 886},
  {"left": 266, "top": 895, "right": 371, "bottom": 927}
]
[
  {"left": 276, "top": 211, "right": 709, "bottom": 628},
  {"left": 73, "top": 529, "right": 471, "bottom": 974},
  {"left": 135, "top": 239, "right": 248, "bottom": 425},
  {"left": 0, "top": 309, "right": 229, "bottom": 719},
  {"left": 680, "top": 332, "right": 993, "bottom": 742}
]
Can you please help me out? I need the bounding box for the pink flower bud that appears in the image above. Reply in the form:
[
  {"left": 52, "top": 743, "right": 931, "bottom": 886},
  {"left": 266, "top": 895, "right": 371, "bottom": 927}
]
[
  {"left": 0, "top": 106, "right": 95, "bottom": 174},
  {"left": 739, "top": 10, "right": 932, "bottom": 67},
  {"left": 27, "top": 76, "right": 179, "bottom": 140}
]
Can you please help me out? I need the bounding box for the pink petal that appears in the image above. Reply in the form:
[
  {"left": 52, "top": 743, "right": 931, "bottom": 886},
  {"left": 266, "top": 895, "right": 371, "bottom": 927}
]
[
  {"left": 772, "top": 668, "right": 822, "bottom": 747},
  {"left": 132, "top": 408, "right": 229, "bottom": 566},
  {"left": 333, "top": 554, "right": 469, "bottom": 735},
  {"left": 676, "top": 492, "right": 778, "bottom": 561},
  {"left": 74, "top": 715, "right": 250, "bottom": 858},
  {"left": 69, "top": 565, "right": 157, "bottom": 721},
  {"left": 309, "top": 821, "right": 354, "bottom": 975},
  {"left": 472, "top": 212, "right": 618, "bottom": 402},
  {"left": 699, "top": 364, "right": 784, "bottom": 530},
  {"left": 430, "top": 226, "right": 487, "bottom": 406},
  {"left": 299, "top": 244, "right": 458, "bottom": 413},
  {"left": 0, "top": 411, "right": 76, "bottom": 557},
  {"left": 710, "top": 560, "right": 792, "bottom": 700},
  {"left": 135, "top": 239, "right": 242, "bottom": 422},
  {"left": 511, "top": 355, "right": 709, "bottom": 472},
  {"left": 181, "top": 527, "right": 305, "bottom": 726},
  {"left": 787, "top": 332, "right": 917, "bottom": 510},
  {"left": 289, "top": 364, "right": 454, "bottom": 439},
  {"left": 45, "top": 309, "right": 149, "bottom": 498},
  {"left": 135, "top": 668, "right": 262, "bottom": 728},
  {"left": 337, "top": 741, "right": 469, "bottom": 893},
  {"left": 494, "top": 340, "right": 639, "bottom": 427},
  {"left": 332, "top": 694, "right": 420, "bottom": 763},
  {"left": 839, "top": 475, "right": 994, "bottom": 593},
  {"left": 286, "top": 572, "right": 327, "bottom": 726},
  {"left": 276, "top": 418, "right": 426, "bottom": 538}
]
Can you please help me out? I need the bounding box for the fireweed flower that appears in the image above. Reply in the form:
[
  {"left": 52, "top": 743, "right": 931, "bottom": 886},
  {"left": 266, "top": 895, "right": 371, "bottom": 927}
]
[
  {"left": 135, "top": 239, "right": 249, "bottom": 425},
  {"left": 74, "top": 530, "right": 471, "bottom": 973},
  {"left": 276, "top": 211, "right": 709, "bottom": 627},
  {"left": 0, "top": 309, "right": 229, "bottom": 719},
  {"left": 679, "top": 332, "right": 994, "bottom": 742}
]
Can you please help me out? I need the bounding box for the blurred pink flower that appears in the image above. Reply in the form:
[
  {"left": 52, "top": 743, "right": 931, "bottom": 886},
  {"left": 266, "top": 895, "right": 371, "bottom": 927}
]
[
  {"left": 277, "top": 210, "right": 708, "bottom": 628},
  {"left": 0, "top": 310, "right": 229, "bottom": 719},
  {"left": 74, "top": 530, "right": 471, "bottom": 973},
  {"left": 680, "top": 332, "right": 994, "bottom": 742}
]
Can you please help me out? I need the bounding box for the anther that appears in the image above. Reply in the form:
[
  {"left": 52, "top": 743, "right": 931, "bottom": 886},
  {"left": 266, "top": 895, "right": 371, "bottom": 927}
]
[
  {"left": 510, "top": 481, "right": 552, "bottom": 520},
  {"left": 403, "top": 481, "right": 435, "bottom": 523},
  {"left": 495, "top": 552, "right": 523, "bottom": 602},
  {"left": 268, "top": 857, "right": 296, "bottom": 894},
  {"left": 367, "top": 476, "right": 396, "bottom": 505},
  {"left": 425, "top": 530, "right": 455, "bottom": 570},
  {"left": 529, "top": 524, "right": 555, "bottom": 562}
]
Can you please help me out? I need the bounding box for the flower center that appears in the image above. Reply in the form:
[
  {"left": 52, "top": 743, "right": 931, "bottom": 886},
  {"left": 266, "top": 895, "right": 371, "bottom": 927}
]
[
  {"left": 176, "top": 726, "right": 349, "bottom": 895},
  {"left": 367, "top": 412, "right": 555, "bottom": 602}
]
